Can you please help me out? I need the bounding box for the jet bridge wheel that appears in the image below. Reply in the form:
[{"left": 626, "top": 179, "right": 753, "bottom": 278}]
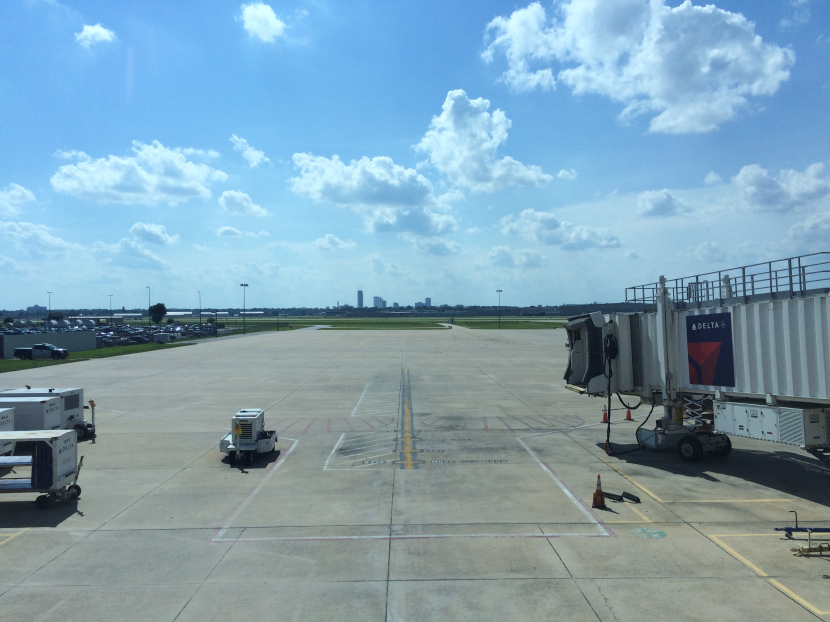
[
  {"left": 677, "top": 436, "right": 703, "bottom": 462},
  {"left": 711, "top": 435, "right": 732, "bottom": 457}
]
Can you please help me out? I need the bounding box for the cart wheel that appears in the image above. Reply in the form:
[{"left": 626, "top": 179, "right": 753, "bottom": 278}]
[
  {"left": 35, "top": 495, "right": 51, "bottom": 510},
  {"left": 228, "top": 452, "right": 236, "bottom": 465},
  {"left": 677, "top": 436, "right": 703, "bottom": 462},
  {"left": 245, "top": 452, "right": 254, "bottom": 465},
  {"left": 74, "top": 424, "right": 87, "bottom": 441},
  {"left": 68, "top": 484, "right": 81, "bottom": 499},
  {"left": 711, "top": 436, "right": 732, "bottom": 457}
]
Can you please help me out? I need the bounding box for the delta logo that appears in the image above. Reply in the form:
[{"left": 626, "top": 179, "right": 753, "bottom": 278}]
[{"left": 686, "top": 312, "right": 735, "bottom": 387}]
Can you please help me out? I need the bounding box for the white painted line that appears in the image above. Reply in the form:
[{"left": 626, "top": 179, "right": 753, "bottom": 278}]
[
  {"left": 213, "top": 531, "right": 607, "bottom": 543},
  {"left": 214, "top": 437, "right": 299, "bottom": 541},
  {"left": 351, "top": 381, "right": 372, "bottom": 416},
  {"left": 517, "top": 437, "right": 611, "bottom": 537},
  {"left": 323, "top": 433, "right": 346, "bottom": 469}
]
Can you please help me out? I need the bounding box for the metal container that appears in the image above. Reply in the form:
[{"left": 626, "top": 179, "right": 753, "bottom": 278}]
[
  {"left": 0, "top": 388, "right": 85, "bottom": 430},
  {"left": 0, "top": 397, "right": 62, "bottom": 431}
]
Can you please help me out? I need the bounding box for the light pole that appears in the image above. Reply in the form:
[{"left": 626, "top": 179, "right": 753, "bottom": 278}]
[
  {"left": 146, "top": 286, "right": 151, "bottom": 326},
  {"left": 496, "top": 289, "right": 502, "bottom": 329},
  {"left": 198, "top": 291, "right": 202, "bottom": 330},
  {"left": 109, "top": 294, "right": 113, "bottom": 325},
  {"left": 240, "top": 283, "right": 248, "bottom": 334},
  {"left": 47, "top": 291, "right": 52, "bottom": 329}
]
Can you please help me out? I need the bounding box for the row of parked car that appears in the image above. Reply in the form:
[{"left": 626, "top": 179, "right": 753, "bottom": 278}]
[{"left": 95, "top": 323, "right": 217, "bottom": 347}]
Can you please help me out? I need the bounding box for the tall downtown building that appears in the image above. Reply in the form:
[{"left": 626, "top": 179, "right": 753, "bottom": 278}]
[{"left": 357, "top": 290, "right": 363, "bottom": 309}]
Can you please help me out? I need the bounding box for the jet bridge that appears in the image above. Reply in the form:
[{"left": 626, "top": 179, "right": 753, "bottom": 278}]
[{"left": 564, "top": 252, "right": 830, "bottom": 463}]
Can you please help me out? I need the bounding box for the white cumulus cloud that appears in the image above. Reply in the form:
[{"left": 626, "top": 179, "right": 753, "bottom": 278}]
[
  {"left": 92, "top": 238, "right": 169, "bottom": 270},
  {"left": 241, "top": 2, "right": 285, "bottom": 42},
  {"left": 129, "top": 222, "right": 180, "bottom": 245},
  {"left": 557, "top": 168, "right": 578, "bottom": 180},
  {"left": 75, "top": 24, "right": 116, "bottom": 48},
  {"left": 637, "top": 189, "right": 686, "bottom": 217},
  {"left": 0, "top": 184, "right": 35, "bottom": 216},
  {"left": 405, "top": 235, "right": 461, "bottom": 256},
  {"left": 785, "top": 212, "right": 830, "bottom": 250},
  {"left": 314, "top": 234, "right": 356, "bottom": 251},
  {"left": 50, "top": 140, "right": 228, "bottom": 205},
  {"left": 230, "top": 134, "right": 270, "bottom": 167},
  {"left": 290, "top": 153, "right": 455, "bottom": 236},
  {"left": 216, "top": 226, "right": 269, "bottom": 238},
  {"left": 732, "top": 161, "right": 830, "bottom": 212},
  {"left": 489, "top": 245, "right": 547, "bottom": 267},
  {"left": 416, "top": 89, "right": 551, "bottom": 192},
  {"left": 0, "top": 221, "right": 81, "bottom": 258},
  {"left": 500, "top": 208, "right": 620, "bottom": 249},
  {"left": 219, "top": 190, "right": 268, "bottom": 216},
  {"left": 482, "top": 1, "right": 795, "bottom": 133}
]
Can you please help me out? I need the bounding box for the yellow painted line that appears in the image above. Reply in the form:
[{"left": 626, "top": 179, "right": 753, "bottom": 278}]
[
  {"left": 0, "top": 528, "right": 28, "bottom": 547},
  {"left": 602, "top": 460, "right": 663, "bottom": 502},
  {"left": 395, "top": 369, "right": 418, "bottom": 470},
  {"left": 628, "top": 504, "right": 651, "bottom": 522},
  {"left": 711, "top": 534, "right": 830, "bottom": 615},
  {"left": 768, "top": 580, "right": 830, "bottom": 616},
  {"left": 666, "top": 499, "right": 791, "bottom": 504},
  {"left": 709, "top": 535, "right": 768, "bottom": 577},
  {"left": 603, "top": 462, "right": 799, "bottom": 505}
]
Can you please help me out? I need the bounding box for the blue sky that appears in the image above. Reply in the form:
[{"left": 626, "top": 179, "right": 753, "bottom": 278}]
[{"left": 1, "top": 0, "right": 828, "bottom": 311}]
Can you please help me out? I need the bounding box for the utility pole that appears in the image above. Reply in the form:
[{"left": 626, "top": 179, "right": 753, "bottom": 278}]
[
  {"left": 240, "top": 283, "right": 248, "bottom": 334},
  {"left": 497, "top": 289, "right": 502, "bottom": 329}
]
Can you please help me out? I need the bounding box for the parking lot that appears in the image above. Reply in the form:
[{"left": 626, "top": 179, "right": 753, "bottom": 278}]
[{"left": 0, "top": 327, "right": 828, "bottom": 621}]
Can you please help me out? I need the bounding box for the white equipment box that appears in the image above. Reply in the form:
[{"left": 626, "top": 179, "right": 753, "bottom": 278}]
[
  {"left": 0, "top": 408, "right": 14, "bottom": 456},
  {"left": 715, "top": 402, "right": 828, "bottom": 447},
  {"left": 0, "top": 397, "right": 62, "bottom": 431},
  {"left": 0, "top": 388, "right": 94, "bottom": 438}
]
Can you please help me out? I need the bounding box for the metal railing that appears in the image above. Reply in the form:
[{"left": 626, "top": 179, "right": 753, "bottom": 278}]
[{"left": 626, "top": 252, "right": 830, "bottom": 309}]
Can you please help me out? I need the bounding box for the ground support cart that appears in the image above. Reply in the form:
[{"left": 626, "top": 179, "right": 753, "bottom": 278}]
[{"left": 0, "top": 430, "right": 83, "bottom": 509}]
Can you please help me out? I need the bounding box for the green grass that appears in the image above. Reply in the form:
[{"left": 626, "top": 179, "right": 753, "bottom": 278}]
[
  {"left": 0, "top": 341, "right": 193, "bottom": 373},
  {"left": 453, "top": 317, "right": 565, "bottom": 329}
]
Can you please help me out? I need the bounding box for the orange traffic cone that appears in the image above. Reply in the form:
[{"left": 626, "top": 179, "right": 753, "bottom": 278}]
[
  {"left": 592, "top": 474, "right": 606, "bottom": 509},
  {"left": 625, "top": 409, "right": 632, "bottom": 421},
  {"left": 602, "top": 405, "right": 608, "bottom": 423}
]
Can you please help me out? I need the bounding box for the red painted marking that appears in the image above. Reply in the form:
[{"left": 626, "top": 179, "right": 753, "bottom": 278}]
[
  {"left": 498, "top": 417, "right": 516, "bottom": 432},
  {"left": 359, "top": 418, "right": 376, "bottom": 429},
  {"left": 342, "top": 417, "right": 355, "bottom": 432},
  {"left": 279, "top": 419, "right": 301, "bottom": 434},
  {"left": 373, "top": 416, "right": 389, "bottom": 427},
  {"left": 301, "top": 418, "right": 317, "bottom": 434},
  {"left": 525, "top": 416, "right": 550, "bottom": 428},
  {"left": 510, "top": 416, "right": 536, "bottom": 430},
  {"left": 483, "top": 417, "right": 489, "bottom": 431},
  {"left": 327, "top": 417, "right": 331, "bottom": 433}
]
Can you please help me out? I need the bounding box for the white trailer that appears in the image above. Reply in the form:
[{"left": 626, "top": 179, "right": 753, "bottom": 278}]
[
  {"left": 0, "top": 388, "right": 95, "bottom": 439},
  {"left": 0, "top": 397, "right": 62, "bottom": 432},
  {"left": 564, "top": 252, "right": 830, "bottom": 464},
  {"left": 0, "top": 429, "right": 83, "bottom": 509},
  {"left": 0, "top": 408, "right": 14, "bottom": 456},
  {"left": 219, "top": 409, "right": 277, "bottom": 465}
]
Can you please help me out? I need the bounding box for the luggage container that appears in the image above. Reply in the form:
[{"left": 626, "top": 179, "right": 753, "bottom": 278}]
[
  {"left": 0, "top": 408, "right": 14, "bottom": 456},
  {"left": 0, "top": 388, "right": 95, "bottom": 439},
  {"left": 0, "top": 397, "right": 62, "bottom": 431},
  {"left": 0, "top": 429, "right": 83, "bottom": 509}
]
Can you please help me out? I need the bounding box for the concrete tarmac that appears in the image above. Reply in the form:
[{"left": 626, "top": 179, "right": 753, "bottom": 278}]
[{"left": 0, "top": 327, "right": 828, "bottom": 621}]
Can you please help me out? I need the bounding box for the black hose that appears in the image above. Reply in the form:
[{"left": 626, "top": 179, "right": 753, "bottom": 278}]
[{"left": 601, "top": 331, "right": 649, "bottom": 456}]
